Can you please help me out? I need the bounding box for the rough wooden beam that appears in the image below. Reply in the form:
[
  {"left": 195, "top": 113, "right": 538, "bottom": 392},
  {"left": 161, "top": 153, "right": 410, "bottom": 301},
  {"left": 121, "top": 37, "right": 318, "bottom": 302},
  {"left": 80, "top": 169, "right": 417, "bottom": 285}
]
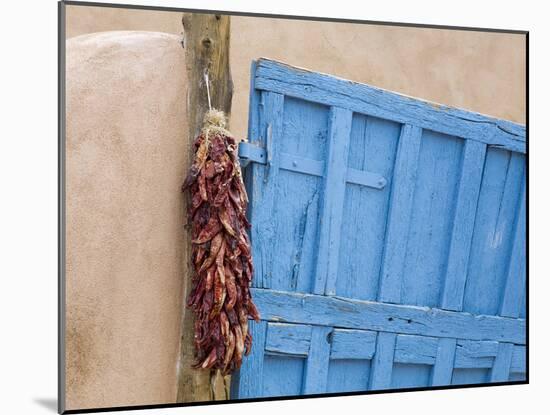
[
  {"left": 182, "top": 12, "right": 233, "bottom": 138},
  {"left": 176, "top": 12, "right": 233, "bottom": 403}
]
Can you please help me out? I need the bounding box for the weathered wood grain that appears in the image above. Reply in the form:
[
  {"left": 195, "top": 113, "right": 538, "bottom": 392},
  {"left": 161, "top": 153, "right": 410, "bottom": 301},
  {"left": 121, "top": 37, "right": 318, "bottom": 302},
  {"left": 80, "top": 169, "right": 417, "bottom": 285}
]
[
  {"left": 454, "top": 339, "right": 499, "bottom": 369},
  {"left": 254, "top": 59, "right": 525, "bottom": 152},
  {"left": 378, "top": 124, "right": 422, "bottom": 303},
  {"left": 336, "top": 115, "right": 401, "bottom": 301},
  {"left": 500, "top": 181, "right": 527, "bottom": 318},
  {"left": 303, "top": 326, "right": 332, "bottom": 393},
  {"left": 265, "top": 323, "right": 312, "bottom": 356},
  {"left": 182, "top": 13, "right": 233, "bottom": 138},
  {"left": 327, "top": 359, "right": 372, "bottom": 393},
  {"left": 441, "top": 140, "right": 487, "bottom": 311},
  {"left": 231, "top": 321, "right": 268, "bottom": 398},
  {"left": 394, "top": 334, "right": 438, "bottom": 365},
  {"left": 251, "top": 288, "right": 525, "bottom": 344},
  {"left": 490, "top": 343, "right": 514, "bottom": 382},
  {"left": 401, "top": 130, "right": 464, "bottom": 307},
  {"left": 330, "top": 329, "right": 377, "bottom": 360},
  {"left": 314, "top": 107, "right": 353, "bottom": 295},
  {"left": 250, "top": 92, "right": 285, "bottom": 289},
  {"left": 463, "top": 151, "right": 525, "bottom": 316},
  {"left": 369, "top": 332, "right": 396, "bottom": 390},
  {"left": 431, "top": 338, "right": 457, "bottom": 386}
]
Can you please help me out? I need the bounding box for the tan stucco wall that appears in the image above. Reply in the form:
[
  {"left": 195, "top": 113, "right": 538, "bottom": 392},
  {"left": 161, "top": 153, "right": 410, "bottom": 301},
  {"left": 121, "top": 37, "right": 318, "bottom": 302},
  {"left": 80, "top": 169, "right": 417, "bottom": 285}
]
[
  {"left": 66, "top": 5, "right": 526, "bottom": 140},
  {"left": 65, "top": 31, "right": 189, "bottom": 410}
]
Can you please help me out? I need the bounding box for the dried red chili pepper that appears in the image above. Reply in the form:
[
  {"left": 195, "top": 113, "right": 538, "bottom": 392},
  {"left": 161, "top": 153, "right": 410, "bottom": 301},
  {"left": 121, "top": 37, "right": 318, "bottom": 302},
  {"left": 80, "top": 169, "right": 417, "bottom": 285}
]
[{"left": 182, "top": 109, "right": 260, "bottom": 375}]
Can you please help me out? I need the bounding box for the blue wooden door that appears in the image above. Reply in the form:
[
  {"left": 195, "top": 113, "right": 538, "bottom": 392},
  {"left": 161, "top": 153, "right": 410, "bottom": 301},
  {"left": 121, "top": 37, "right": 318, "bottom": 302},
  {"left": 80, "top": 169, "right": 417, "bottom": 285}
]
[{"left": 232, "top": 59, "right": 526, "bottom": 398}]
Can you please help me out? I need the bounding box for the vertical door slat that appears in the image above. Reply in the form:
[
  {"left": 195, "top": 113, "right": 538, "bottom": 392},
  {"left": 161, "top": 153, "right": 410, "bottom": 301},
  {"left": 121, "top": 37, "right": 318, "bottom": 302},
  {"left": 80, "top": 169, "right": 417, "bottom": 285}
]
[
  {"left": 369, "top": 332, "right": 397, "bottom": 390},
  {"left": 302, "top": 326, "right": 333, "bottom": 394},
  {"left": 465, "top": 152, "right": 525, "bottom": 315},
  {"left": 234, "top": 321, "right": 268, "bottom": 398},
  {"left": 441, "top": 140, "right": 487, "bottom": 311},
  {"left": 490, "top": 342, "right": 514, "bottom": 382},
  {"left": 314, "top": 107, "right": 353, "bottom": 295},
  {"left": 431, "top": 338, "right": 457, "bottom": 386},
  {"left": 378, "top": 124, "right": 423, "bottom": 303},
  {"left": 244, "top": 60, "right": 261, "bottom": 222},
  {"left": 250, "top": 91, "right": 285, "bottom": 289},
  {"left": 500, "top": 182, "right": 526, "bottom": 317}
]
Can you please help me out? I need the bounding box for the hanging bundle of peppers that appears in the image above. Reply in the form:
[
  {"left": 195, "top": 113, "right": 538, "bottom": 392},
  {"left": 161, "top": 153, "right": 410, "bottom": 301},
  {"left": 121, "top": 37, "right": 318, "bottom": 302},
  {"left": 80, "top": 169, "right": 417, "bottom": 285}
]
[{"left": 182, "top": 109, "right": 260, "bottom": 375}]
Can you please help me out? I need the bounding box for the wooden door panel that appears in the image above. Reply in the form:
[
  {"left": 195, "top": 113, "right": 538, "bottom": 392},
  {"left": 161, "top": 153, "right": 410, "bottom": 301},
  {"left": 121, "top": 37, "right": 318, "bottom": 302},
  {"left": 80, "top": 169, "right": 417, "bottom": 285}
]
[{"left": 234, "top": 59, "right": 526, "bottom": 399}]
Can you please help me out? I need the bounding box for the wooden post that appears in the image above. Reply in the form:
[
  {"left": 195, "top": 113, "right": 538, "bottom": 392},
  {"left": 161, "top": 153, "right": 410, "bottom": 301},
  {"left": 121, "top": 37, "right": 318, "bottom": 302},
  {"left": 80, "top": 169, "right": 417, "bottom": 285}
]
[
  {"left": 182, "top": 12, "right": 233, "bottom": 137},
  {"left": 176, "top": 12, "right": 233, "bottom": 403}
]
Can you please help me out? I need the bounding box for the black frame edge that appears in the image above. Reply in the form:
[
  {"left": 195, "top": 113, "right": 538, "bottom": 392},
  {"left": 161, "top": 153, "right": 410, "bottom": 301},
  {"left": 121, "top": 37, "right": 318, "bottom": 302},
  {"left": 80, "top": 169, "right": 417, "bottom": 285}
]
[{"left": 58, "top": 1, "right": 67, "bottom": 414}]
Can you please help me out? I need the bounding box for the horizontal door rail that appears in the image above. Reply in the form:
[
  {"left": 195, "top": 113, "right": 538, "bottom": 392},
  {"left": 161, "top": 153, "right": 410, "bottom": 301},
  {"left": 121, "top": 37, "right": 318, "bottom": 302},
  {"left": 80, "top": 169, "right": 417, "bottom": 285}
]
[
  {"left": 262, "top": 321, "right": 525, "bottom": 373},
  {"left": 253, "top": 58, "right": 526, "bottom": 153},
  {"left": 251, "top": 288, "right": 525, "bottom": 344}
]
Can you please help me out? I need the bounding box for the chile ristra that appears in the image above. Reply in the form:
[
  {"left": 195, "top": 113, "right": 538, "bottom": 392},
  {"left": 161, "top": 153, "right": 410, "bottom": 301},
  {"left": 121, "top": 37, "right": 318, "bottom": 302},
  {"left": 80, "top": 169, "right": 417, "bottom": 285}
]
[{"left": 182, "top": 109, "right": 260, "bottom": 374}]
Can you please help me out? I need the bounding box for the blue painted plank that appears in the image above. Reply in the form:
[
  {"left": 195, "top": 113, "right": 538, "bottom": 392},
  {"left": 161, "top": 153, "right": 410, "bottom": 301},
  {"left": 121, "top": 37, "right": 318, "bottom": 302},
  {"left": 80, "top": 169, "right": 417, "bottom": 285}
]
[
  {"left": 391, "top": 363, "right": 432, "bottom": 389},
  {"left": 327, "top": 359, "right": 371, "bottom": 393},
  {"left": 265, "top": 323, "right": 312, "bottom": 356},
  {"left": 250, "top": 91, "right": 284, "bottom": 289},
  {"left": 263, "top": 355, "right": 305, "bottom": 397},
  {"left": 500, "top": 181, "right": 526, "bottom": 318},
  {"left": 303, "top": 326, "right": 332, "bottom": 394},
  {"left": 441, "top": 140, "right": 487, "bottom": 311},
  {"left": 269, "top": 170, "right": 322, "bottom": 292},
  {"left": 456, "top": 357, "right": 493, "bottom": 370},
  {"left": 454, "top": 340, "right": 498, "bottom": 369},
  {"left": 280, "top": 97, "right": 328, "bottom": 161},
  {"left": 234, "top": 320, "right": 268, "bottom": 398},
  {"left": 336, "top": 115, "right": 401, "bottom": 301},
  {"left": 510, "top": 345, "right": 526, "bottom": 373},
  {"left": 431, "top": 338, "right": 457, "bottom": 386},
  {"left": 254, "top": 59, "right": 525, "bottom": 153},
  {"left": 490, "top": 342, "right": 514, "bottom": 382},
  {"left": 402, "top": 130, "right": 464, "bottom": 307},
  {"left": 378, "top": 124, "right": 423, "bottom": 303},
  {"left": 295, "top": 191, "right": 320, "bottom": 293},
  {"left": 369, "top": 332, "right": 397, "bottom": 390},
  {"left": 452, "top": 368, "right": 489, "bottom": 385},
  {"left": 251, "top": 288, "right": 525, "bottom": 344},
  {"left": 394, "top": 335, "right": 438, "bottom": 365},
  {"left": 330, "top": 329, "right": 377, "bottom": 360},
  {"left": 314, "top": 107, "right": 353, "bottom": 295},
  {"left": 244, "top": 60, "right": 262, "bottom": 222},
  {"left": 464, "top": 151, "right": 525, "bottom": 315},
  {"left": 264, "top": 98, "right": 327, "bottom": 292}
]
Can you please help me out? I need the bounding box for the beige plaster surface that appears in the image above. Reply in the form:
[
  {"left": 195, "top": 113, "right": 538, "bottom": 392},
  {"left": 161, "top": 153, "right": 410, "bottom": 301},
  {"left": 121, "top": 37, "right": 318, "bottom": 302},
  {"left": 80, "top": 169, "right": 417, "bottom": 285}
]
[
  {"left": 66, "top": 5, "right": 526, "bottom": 140},
  {"left": 230, "top": 17, "right": 526, "bottom": 137},
  {"left": 65, "top": 31, "right": 189, "bottom": 410}
]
